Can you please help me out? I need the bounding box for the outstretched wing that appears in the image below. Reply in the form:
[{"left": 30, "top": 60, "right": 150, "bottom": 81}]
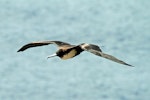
[
  {"left": 17, "top": 41, "right": 71, "bottom": 52},
  {"left": 81, "top": 43, "right": 133, "bottom": 67}
]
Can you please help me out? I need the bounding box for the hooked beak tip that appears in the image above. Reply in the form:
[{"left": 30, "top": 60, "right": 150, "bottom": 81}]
[{"left": 47, "top": 53, "right": 57, "bottom": 59}]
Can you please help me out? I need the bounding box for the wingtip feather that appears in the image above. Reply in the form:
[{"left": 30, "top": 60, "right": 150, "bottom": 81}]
[{"left": 17, "top": 49, "right": 22, "bottom": 52}]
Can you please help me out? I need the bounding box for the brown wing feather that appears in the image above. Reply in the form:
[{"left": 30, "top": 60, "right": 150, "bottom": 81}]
[
  {"left": 91, "top": 49, "right": 133, "bottom": 67},
  {"left": 81, "top": 44, "right": 133, "bottom": 67},
  {"left": 17, "top": 41, "right": 71, "bottom": 52},
  {"left": 80, "top": 43, "right": 102, "bottom": 52}
]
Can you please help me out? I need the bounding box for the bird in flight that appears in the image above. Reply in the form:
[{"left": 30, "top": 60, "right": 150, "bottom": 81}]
[{"left": 17, "top": 40, "right": 133, "bottom": 67}]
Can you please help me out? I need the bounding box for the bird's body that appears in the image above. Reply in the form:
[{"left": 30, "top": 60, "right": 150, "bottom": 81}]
[
  {"left": 57, "top": 46, "right": 83, "bottom": 60},
  {"left": 18, "top": 40, "right": 133, "bottom": 67}
]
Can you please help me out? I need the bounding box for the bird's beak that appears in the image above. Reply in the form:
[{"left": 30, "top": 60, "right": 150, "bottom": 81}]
[{"left": 47, "top": 53, "right": 57, "bottom": 59}]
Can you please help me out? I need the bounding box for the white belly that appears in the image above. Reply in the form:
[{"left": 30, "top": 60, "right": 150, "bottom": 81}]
[{"left": 61, "top": 49, "right": 77, "bottom": 60}]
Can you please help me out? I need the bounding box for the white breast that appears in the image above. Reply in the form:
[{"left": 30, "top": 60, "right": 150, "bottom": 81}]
[{"left": 61, "top": 49, "right": 77, "bottom": 60}]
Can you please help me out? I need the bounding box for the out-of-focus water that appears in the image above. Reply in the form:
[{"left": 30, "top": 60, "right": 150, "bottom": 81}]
[{"left": 0, "top": 0, "right": 150, "bottom": 100}]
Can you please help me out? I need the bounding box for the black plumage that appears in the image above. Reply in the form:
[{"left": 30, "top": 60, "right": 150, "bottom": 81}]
[{"left": 18, "top": 40, "right": 134, "bottom": 67}]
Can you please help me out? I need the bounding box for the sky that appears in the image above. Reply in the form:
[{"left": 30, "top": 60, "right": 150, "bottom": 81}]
[{"left": 0, "top": 0, "right": 150, "bottom": 100}]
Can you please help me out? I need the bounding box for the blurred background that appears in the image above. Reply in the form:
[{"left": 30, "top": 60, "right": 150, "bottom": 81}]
[{"left": 0, "top": 0, "right": 150, "bottom": 100}]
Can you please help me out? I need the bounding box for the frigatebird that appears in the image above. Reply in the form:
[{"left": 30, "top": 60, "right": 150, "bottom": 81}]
[{"left": 17, "top": 40, "right": 133, "bottom": 67}]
